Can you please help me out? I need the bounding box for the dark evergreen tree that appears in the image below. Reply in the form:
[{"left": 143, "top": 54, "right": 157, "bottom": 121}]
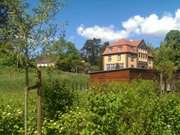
[{"left": 80, "top": 38, "right": 109, "bottom": 70}]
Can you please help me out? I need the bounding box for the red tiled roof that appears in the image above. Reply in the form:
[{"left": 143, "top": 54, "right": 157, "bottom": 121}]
[
  {"left": 110, "top": 39, "right": 142, "bottom": 47},
  {"left": 103, "top": 39, "right": 143, "bottom": 55}
]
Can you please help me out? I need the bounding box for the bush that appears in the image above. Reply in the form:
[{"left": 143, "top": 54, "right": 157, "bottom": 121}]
[
  {"left": 0, "top": 105, "right": 24, "bottom": 134},
  {"left": 44, "top": 79, "right": 75, "bottom": 119},
  {"left": 46, "top": 80, "right": 180, "bottom": 135},
  {"left": 43, "top": 108, "right": 98, "bottom": 135},
  {"left": 85, "top": 80, "right": 180, "bottom": 135},
  {"left": 1, "top": 78, "right": 180, "bottom": 135}
]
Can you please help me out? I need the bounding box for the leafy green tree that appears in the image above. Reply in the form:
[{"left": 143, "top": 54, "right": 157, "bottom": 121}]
[
  {"left": 1, "top": 0, "right": 64, "bottom": 68},
  {"left": 165, "top": 30, "right": 180, "bottom": 69},
  {"left": 0, "top": 0, "right": 15, "bottom": 44},
  {"left": 45, "top": 38, "right": 84, "bottom": 72},
  {"left": 0, "top": 1, "right": 64, "bottom": 134},
  {"left": 58, "top": 42, "right": 82, "bottom": 72},
  {"left": 0, "top": 3, "right": 8, "bottom": 28},
  {"left": 154, "top": 43, "right": 176, "bottom": 92},
  {"left": 0, "top": 1, "right": 20, "bottom": 66},
  {"left": 154, "top": 30, "right": 180, "bottom": 92}
]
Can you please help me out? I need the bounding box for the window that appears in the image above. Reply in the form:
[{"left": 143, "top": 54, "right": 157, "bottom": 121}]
[
  {"left": 117, "top": 54, "right": 121, "bottom": 61},
  {"left": 131, "top": 56, "right": 134, "bottom": 62},
  {"left": 145, "top": 54, "right": 148, "bottom": 59},
  {"left": 116, "top": 63, "right": 124, "bottom": 69},
  {"left": 106, "top": 64, "right": 110, "bottom": 70},
  {"left": 106, "top": 64, "right": 116, "bottom": 70},
  {"left": 109, "top": 48, "right": 112, "bottom": 53},
  {"left": 119, "top": 63, "right": 124, "bottom": 68},
  {"left": 117, "top": 47, "right": 122, "bottom": 52},
  {"left": 108, "top": 56, "right": 112, "bottom": 62},
  {"left": 131, "top": 65, "right": 134, "bottom": 68},
  {"left": 111, "top": 64, "right": 116, "bottom": 70}
]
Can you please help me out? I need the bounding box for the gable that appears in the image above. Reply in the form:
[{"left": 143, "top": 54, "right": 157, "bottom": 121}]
[{"left": 138, "top": 40, "right": 148, "bottom": 50}]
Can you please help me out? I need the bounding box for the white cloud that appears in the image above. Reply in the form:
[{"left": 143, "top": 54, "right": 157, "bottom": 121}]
[
  {"left": 77, "top": 25, "right": 128, "bottom": 41},
  {"left": 122, "top": 14, "right": 176, "bottom": 37},
  {"left": 122, "top": 15, "right": 144, "bottom": 34},
  {"left": 77, "top": 9, "right": 180, "bottom": 41}
]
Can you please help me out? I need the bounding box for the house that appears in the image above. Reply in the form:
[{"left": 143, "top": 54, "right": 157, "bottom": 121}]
[
  {"left": 102, "top": 39, "right": 153, "bottom": 71},
  {"left": 36, "top": 57, "right": 55, "bottom": 68}
]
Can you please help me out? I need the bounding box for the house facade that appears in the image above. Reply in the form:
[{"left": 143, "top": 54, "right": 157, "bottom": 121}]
[
  {"left": 103, "top": 39, "right": 153, "bottom": 71},
  {"left": 36, "top": 57, "right": 55, "bottom": 68}
]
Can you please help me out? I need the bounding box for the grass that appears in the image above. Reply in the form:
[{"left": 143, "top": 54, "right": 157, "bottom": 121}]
[{"left": 0, "top": 67, "right": 89, "bottom": 106}]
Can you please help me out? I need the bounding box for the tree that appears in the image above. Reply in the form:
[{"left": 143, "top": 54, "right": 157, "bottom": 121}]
[
  {"left": 45, "top": 38, "right": 84, "bottom": 72},
  {"left": 0, "top": 3, "right": 8, "bottom": 27},
  {"left": 165, "top": 30, "right": 180, "bottom": 69},
  {"left": 80, "top": 38, "right": 109, "bottom": 70},
  {"left": 0, "top": 1, "right": 64, "bottom": 134},
  {"left": 154, "top": 43, "right": 176, "bottom": 93},
  {"left": 80, "top": 38, "right": 101, "bottom": 66},
  {"left": 0, "top": 1, "right": 20, "bottom": 66},
  {"left": 154, "top": 30, "right": 180, "bottom": 92},
  {"left": 0, "top": 1, "right": 9, "bottom": 43}
]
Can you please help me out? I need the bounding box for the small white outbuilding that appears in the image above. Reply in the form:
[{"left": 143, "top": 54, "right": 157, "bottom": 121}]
[{"left": 36, "top": 57, "right": 55, "bottom": 68}]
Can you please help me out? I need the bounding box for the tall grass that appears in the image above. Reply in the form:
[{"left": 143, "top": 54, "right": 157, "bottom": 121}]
[{"left": 0, "top": 67, "right": 89, "bottom": 105}]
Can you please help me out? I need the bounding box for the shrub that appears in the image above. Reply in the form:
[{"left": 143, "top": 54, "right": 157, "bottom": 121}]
[
  {"left": 0, "top": 105, "right": 24, "bottom": 134},
  {"left": 44, "top": 79, "right": 75, "bottom": 119},
  {"left": 43, "top": 108, "right": 98, "bottom": 135},
  {"left": 78, "top": 80, "right": 180, "bottom": 135}
]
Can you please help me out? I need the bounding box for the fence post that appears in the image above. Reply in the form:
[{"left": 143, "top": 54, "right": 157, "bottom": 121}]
[
  {"left": 24, "top": 87, "right": 28, "bottom": 135},
  {"left": 37, "top": 69, "right": 43, "bottom": 135},
  {"left": 25, "top": 66, "right": 29, "bottom": 135}
]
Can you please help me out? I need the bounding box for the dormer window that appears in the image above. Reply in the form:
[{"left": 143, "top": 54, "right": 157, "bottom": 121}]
[
  {"left": 109, "top": 48, "right": 112, "bottom": 53},
  {"left": 117, "top": 47, "right": 122, "bottom": 52}
]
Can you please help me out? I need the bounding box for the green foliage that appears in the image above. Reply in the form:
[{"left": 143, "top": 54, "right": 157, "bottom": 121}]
[
  {"left": 154, "top": 41, "right": 176, "bottom": 91},
  {"left": 0, "top": 68, "right": 180, "bottom": 135},
  {"left": 44, "top": 79, "right": 75, "bottom": 119},
  {"left": 80, "top": 38, "right": 109, "bottom": 71},
  {"left": 0, "top": 88, "right": 37, "bottom": 135},
  {"left": 44, "top": 80, "right": 180, "bottom": 135},
  {"left": 42, "top": 108, "right": 96, "bottom": 135},
  {"left": 45, "top": 37, "right": 84, "bottom": 72},
  {"left": 165, "top": 30, "right": 180, "bottom": 69},
  {"left": 0, "top": 0, "right": 64, "bottom": 69},
  {"left": 58, "top": 42, "right": 83, "bottom": 72},
  {"left": 0, "top": 104, "right": 24, "bottom": 134},
  {"left": 0, "top": 68, "right": 89, "bottom": 134}
]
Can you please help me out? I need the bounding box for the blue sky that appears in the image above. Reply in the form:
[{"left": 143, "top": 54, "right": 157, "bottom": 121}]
[{"left": 31, "top": 0, "right": 180, "bottom": 49}]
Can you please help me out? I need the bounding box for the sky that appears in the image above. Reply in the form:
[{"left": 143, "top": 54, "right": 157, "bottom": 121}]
[{"left": 31, "top": 0, "right": 180, "bottom": 49}]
